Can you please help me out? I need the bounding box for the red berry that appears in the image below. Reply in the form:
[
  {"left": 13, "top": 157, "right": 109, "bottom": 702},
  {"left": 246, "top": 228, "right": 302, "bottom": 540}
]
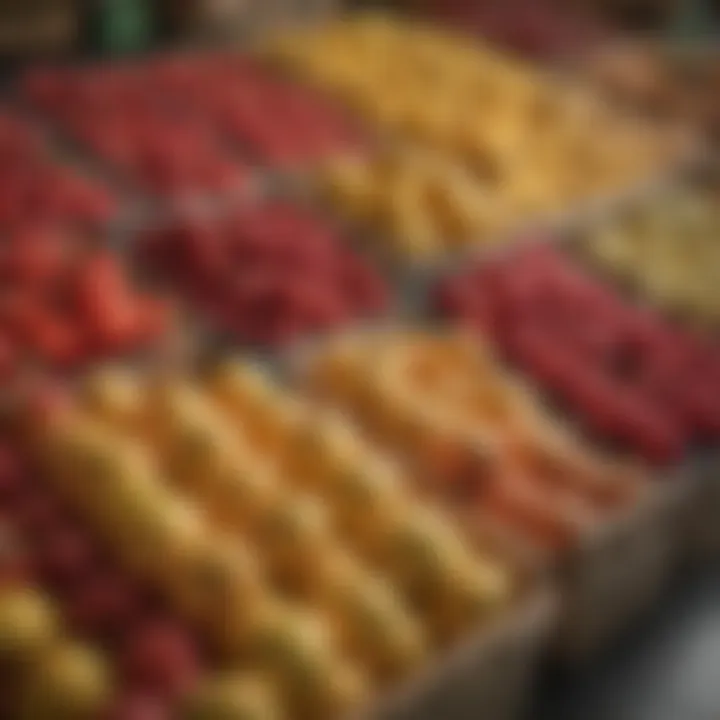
[
  {"left": 66, "top": 571, "right": 144, "bottom": 641},
  {"left": 120, "top": 620, "right": 201, "bottom": 699}
]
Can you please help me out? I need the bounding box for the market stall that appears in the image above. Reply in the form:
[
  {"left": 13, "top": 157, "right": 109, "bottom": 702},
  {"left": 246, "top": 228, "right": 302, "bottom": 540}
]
[{"left": 0, "top": 4, "right": 716, "bottom": 720}]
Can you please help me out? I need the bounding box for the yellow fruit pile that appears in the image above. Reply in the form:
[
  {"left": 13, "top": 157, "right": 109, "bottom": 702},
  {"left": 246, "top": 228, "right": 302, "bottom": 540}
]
[
  {"left": 31, "top": 363, "right": 516, "bottom": 720},
  {"left": 585, "top": 190, "right": 720, "bottom": 327},
  {"left": 0, "top": 584, "right": 112, "bottom": 720},
  {"left": 267, "top": 14, "right": 679, "bottom": 258},
  {"left": 299, "top": 329, "right": 645, "bottom": 552},
  {"left": 319, "top": 147, "right": 516, "bottom": 260}
]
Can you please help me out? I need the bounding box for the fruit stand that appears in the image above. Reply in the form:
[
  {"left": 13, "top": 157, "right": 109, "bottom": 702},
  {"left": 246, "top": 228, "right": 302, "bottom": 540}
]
[{"left": 0, "top": 6, "right": 717, "bottom": 720}]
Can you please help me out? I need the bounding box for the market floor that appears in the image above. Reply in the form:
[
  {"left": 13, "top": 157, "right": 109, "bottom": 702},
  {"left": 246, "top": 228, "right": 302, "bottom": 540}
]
[{"left": 533, "top": 567, "right": 720, "bottom": 720}]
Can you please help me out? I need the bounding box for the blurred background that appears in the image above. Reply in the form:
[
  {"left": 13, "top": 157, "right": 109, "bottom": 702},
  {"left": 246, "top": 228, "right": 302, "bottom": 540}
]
[{"left": 0, "top": 0, "right": 717, "bottom": 61}]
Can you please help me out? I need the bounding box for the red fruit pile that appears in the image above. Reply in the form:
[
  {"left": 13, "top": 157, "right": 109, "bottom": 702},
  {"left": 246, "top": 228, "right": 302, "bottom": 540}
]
[
  {"left": 0, "top": 226, "right": 169, "bottom": 378},
  {"left": 0, "top": 112, "right": 44, "bottom": 163},
  {"left": 434, "top": 245, "right": 720, "bottom": 464},
  {"left": 22, "top": 65, "right": 245, "bottom": 200},
  {"left": 140, "top": 202, "right": 389, "bottom": 347},
  {"left": 0, "top": 110, "right": 116, "bottom": 227},
  {"left": 22, "top": 55, "right": 359, "bottom": 196},
  {"left": 158, "top": 57, "right": 363, "bottom": 167},
  {"left": 0, "top": 443, "right": 204, "bottom": 717}
]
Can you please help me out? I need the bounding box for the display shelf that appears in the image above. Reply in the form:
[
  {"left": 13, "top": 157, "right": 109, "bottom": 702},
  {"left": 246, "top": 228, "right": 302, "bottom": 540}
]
[{"left": 535, "top": 567, "right": 720, "bottom": 720}]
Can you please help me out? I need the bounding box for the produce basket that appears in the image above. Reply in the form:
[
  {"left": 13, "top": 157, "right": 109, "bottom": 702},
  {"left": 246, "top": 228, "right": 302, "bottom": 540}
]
[
  {"left": 26, "top": 356, "right": 557, "bottom": 720},
  {"left": 258, "top": 14, "right": 702, "bottom": 277},
  {"left": 286, "top": 325, "right": 695, "bottom": 662}
]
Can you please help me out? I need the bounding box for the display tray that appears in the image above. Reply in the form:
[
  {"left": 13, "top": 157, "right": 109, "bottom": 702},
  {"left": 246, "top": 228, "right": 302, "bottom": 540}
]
[{"left": 533, "top": 567, "right": 720, "bottom": 720}]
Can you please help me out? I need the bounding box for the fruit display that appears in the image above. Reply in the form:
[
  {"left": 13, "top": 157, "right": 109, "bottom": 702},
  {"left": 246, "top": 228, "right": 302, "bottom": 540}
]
[
  {"left": 582, "top": 189, "right": 720, "bottom": 328},
  {"left": 0, "top": 110, "right": 117, "bottom": 228},
  {"left": 0, "top": 442, "right": 213, "bottom": 718},
  {"left": 434, "top": 244, "right": 720, "bottom": 464},
  {"left": 0, "top": 22, "right": 711, "bottom": 719},
  {"left": 21, "top": 363, "right": 523, "bottom": 718},
  {"left": 139, "top": 201, "right": 389, "bottom": 347},
  {"left": 0, "top": 583, "right": 112, "bottom": 720},
  {"left": 21, "top": 54, "right": 360, "bottom": 199},
  {"left": 317, "top": 147, "right": 519, "bottom": 261},
  {"left": 21, "top": 64, "right": 244, "bottom": 201},
  {"left": 161, "top": 56, "right": 362, "bottom": 167},
  {"left": 297, "top": 329, "right": 645, "bottom": 554},
  {"left": 266, "top": 15, "right": 679, "bottom": 219},
  {"left": 0, "top": 232, "right": 171, "bottom": 381}
]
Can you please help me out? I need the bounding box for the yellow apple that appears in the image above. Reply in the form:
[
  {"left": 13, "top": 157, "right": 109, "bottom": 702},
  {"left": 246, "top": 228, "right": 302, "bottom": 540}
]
[
  {"left": 323, "top": 560, "right": 426, "bottom": 679},
  {"left": 0, "top": 588, "right": 59, "bottom": 667},
  {"left": 182, "top": 673, "right": 283, "bottom": 720},
  {"left": 20, "top": 642, "right": 111, "bottom": 720},
  {"left": 82, "top": 367, "right": 143, "bottom": 434}
]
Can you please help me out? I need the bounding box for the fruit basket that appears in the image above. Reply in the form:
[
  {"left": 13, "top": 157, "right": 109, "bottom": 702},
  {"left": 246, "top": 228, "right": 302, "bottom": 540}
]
[
  {"left": 286, "top": 325, "right": 691, "bottom": 660},
  {"left": 0, "top": 363, "right": 556, "bottom": 719},
  {"left": 261, "top": 14, "right": 697, "bottom": 267}
]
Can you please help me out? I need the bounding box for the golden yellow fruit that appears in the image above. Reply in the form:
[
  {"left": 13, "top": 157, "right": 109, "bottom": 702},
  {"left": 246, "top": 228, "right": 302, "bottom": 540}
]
[
  {"left": 82, "top": 367, "right": 143, "bottom": 433},
  {"left": 174, "top": 536, "right": 266, "bottom": 648},
  {"left": 0, "top": 588, "right": 59, "bottom": 667},
  {"left": 324, "top": 563, "right": 426, "bottom": 679},
  {"left": 245, "top": 600, "right": 364, "bottom": 718},
  {"left": 255, "top": 496, "right": 333, "bottom": 594},
  {"left": 432, "top": 557, "right": 513, "bottom": 642},
  {"left": 182, "top": 674, "right": 283, "bottom": 720},
  {"left": 21, "top": 642, "right": 111, "bottom": 720}
]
